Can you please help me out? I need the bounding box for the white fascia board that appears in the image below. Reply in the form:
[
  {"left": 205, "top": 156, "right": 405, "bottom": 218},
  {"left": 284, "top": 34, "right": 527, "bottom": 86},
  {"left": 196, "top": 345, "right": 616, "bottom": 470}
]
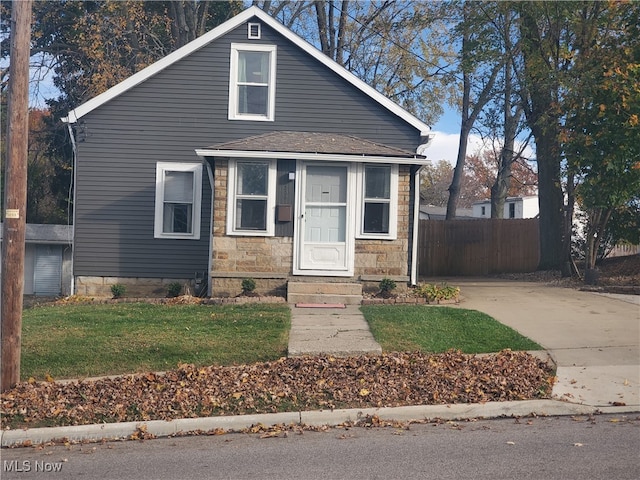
[
  {"left": 63, "top": 7, "right": 431, "bottom": 136},
  {"left": 195, "top": 148, "right": 430, "bottom": 165}
]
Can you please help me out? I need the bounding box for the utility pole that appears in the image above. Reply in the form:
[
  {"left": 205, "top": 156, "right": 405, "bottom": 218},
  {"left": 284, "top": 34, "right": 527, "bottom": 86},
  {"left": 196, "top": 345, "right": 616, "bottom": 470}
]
[{"left": 1, "top": 0, "right": 33, "bottom": 392}]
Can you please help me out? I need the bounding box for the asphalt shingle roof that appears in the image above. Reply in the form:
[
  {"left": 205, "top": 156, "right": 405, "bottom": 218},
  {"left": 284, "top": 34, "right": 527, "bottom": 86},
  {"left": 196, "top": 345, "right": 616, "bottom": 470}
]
[{"left": 204, "top": 131, "right": 422, "bottom": 158}]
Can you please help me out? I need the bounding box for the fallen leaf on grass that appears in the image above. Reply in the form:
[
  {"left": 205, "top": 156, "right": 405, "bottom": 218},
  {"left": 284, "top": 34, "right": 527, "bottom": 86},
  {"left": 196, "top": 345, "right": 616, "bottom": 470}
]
[{"left": 1, "top": 351, "right": 554, "bottom": 430}]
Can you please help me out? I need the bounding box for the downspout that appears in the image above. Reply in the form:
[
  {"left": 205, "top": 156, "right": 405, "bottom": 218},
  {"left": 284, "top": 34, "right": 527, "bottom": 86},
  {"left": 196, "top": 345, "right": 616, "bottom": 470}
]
[
  {"left": 410, "top": 165, "right": 425, "bottom": 286},
  {"left": 65, "top": 122, "right": 78, "bottom": 295},
  {"left": 204, "top": 159, "right": 214, "bottom": 297}
]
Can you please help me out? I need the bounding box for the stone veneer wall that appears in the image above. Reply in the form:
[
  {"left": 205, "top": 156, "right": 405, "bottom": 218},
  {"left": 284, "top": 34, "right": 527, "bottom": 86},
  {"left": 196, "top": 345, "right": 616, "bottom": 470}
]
[
  {"left": 211, "top": 159, "right": 293, "bottom": 297},
  {"left": 210, "top": 160, "right": 412, "bottom": 297},
  {"left": 75, "top": 276, "right": 195, "bottom": 297},
  {"left": 354, "top": 165, "right": 411, "bottom": 279}
]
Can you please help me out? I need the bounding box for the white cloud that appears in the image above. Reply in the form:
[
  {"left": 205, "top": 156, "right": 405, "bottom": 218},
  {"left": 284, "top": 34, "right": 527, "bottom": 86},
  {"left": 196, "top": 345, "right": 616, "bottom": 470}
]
[
  {"left": 422, "top": 131, "right": 485, "bottom": 165},
  {"left": 423, "top": 130, "right": 535, "bottom": 166}
]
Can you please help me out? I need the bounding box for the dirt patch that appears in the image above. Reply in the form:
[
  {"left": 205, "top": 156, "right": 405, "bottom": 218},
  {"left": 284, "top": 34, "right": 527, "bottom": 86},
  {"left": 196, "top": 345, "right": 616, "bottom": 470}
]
[{"left": 595, "top": 254, "right": 640, "bottom": 286}]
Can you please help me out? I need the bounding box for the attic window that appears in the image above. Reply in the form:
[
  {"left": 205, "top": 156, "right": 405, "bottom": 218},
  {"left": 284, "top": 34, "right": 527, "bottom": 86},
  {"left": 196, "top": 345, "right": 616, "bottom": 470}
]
[
  {"left": 248, "top": 23, "right": 261, "bottom": 39},
  {"left": 229, "top": 43, "right": 277, "bottom": 121}
]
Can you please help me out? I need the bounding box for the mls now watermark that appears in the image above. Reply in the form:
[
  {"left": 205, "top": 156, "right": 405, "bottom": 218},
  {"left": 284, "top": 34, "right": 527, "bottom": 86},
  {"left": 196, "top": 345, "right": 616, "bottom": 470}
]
[{"left": 3, "top": 460, "right": 64, "bottom": 473}]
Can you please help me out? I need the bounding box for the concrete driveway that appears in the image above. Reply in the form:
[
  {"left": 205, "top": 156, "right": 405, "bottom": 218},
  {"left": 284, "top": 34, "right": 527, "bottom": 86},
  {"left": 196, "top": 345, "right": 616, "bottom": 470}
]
[{"left": 451, "top": 280, "right": 640, "bottom": 408}]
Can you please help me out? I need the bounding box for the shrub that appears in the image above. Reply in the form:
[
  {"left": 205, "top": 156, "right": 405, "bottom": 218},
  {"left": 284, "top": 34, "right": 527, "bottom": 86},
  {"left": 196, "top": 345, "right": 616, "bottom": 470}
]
[
  {"left": 241, "top": 278, "right": 256, "bottom": 294},
  {"left": 414, "top": 282, "right": 460, "bottom": 303},
  {"left": 110, "top": 283, "right": 126, "bottom": 299},
  {"left": 167, "top": 282, "right": 183, "bottom": 298},
  {"left": 379, "top": 277, "right": 397, "bottom": 293}
]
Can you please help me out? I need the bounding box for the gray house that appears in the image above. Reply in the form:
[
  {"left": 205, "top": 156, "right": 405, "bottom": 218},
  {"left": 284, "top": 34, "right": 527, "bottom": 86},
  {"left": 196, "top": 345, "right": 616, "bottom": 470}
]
[{"left": 63, "top": 7, "right": 432, "bottom": 299}]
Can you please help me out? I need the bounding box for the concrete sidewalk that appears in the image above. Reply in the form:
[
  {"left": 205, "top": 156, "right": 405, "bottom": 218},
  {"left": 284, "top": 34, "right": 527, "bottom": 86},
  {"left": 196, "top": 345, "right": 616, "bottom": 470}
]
[
  {"left": 450, "top": 280, "right": 640, "bottom": 409},
  {"left": 287, "top": 304, "right": 382, "bottom": 357}
]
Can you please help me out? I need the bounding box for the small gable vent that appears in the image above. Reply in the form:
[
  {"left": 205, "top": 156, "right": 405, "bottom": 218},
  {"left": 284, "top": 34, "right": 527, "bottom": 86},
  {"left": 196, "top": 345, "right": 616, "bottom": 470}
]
[{"left": 248, "top": 23, "right": 261, "bottom": 39}]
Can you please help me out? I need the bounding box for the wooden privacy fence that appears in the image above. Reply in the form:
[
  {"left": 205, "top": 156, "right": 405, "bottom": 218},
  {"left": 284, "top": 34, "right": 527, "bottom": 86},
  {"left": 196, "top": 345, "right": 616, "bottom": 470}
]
[{"left": 418, "top": 218, "right": 540, "bottom": 276}]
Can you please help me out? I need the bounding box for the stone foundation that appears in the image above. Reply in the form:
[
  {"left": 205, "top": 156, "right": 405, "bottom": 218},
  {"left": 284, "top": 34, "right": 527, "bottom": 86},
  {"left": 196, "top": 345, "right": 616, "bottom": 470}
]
[{"left": 75, "top": 276, "right": 198, "bottom": 298}]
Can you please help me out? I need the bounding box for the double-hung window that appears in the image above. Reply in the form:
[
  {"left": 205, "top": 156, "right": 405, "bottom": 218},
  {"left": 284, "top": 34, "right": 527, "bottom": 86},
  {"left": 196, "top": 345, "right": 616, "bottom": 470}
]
[
  {"left": 154, "top": 162, "right": 202, "bottom": 239},
  {"left": 229, "top": 44, "right": 276, "bottom": 121},
  {"left": 358, "top": 164, "right": 398, "bottom": 239},
  {"left": 227, "top": 159, "right": 276, "bottom": 236}
]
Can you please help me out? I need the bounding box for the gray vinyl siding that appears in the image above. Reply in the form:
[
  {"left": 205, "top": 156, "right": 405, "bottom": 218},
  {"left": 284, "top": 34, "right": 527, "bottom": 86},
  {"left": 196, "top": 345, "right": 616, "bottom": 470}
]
[{"left": 73, "top": 18, "right": 422, "bottom": 278}]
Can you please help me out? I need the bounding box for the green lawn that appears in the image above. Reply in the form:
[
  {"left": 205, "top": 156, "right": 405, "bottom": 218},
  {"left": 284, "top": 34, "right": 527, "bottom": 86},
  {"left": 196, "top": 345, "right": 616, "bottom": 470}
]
[
  {"left": 361, "top": 305, "right": 542, "bottom": 353},
  {"left": 21, "top": 303, "right": 290, "bottom": 381}
]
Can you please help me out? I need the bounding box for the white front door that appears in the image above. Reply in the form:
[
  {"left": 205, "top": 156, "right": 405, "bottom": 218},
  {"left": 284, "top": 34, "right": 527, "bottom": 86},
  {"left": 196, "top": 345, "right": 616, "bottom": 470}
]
[{"left": 296, "top": 163, "right": 354, "bottom": 274}]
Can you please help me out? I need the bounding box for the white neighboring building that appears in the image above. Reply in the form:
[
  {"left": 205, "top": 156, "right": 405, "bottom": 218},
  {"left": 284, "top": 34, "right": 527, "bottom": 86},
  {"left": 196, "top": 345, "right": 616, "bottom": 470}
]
[{"left": 472, "top": 196, "right": 539, "bottom": 219}]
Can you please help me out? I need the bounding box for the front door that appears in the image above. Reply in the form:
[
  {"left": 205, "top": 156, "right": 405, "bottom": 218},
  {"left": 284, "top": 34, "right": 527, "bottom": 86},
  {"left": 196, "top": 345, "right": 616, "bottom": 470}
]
[{"left": 296, "top": 163, "right": 353, "bottom": 274}]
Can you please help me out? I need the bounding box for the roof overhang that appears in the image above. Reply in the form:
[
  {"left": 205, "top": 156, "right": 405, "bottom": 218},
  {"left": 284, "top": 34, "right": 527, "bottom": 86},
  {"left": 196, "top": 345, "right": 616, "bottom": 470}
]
[
  {"left": 62, "top": 6, "right": 431, "bottom": 137},
  {"left": 195, "top": 148, "right": 429, "bottom": 165}
]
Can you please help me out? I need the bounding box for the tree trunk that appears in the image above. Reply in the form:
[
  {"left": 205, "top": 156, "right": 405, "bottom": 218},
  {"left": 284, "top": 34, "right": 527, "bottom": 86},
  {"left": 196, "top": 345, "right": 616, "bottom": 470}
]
[
  {"left": 518, "top": 6, "right": 567, "bottom": 270},
  {"left": 491, "top": 21, "right": 518, "bottom": 219},
  {"left": 533, "top": 125, "right": 566, "bottom": 270}
]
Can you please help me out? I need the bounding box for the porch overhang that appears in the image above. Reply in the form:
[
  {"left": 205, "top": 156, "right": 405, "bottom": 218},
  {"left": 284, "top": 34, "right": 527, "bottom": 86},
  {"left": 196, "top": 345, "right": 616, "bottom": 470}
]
[{"left": 195, "top": 131, "right": 430, "bottom": 165}]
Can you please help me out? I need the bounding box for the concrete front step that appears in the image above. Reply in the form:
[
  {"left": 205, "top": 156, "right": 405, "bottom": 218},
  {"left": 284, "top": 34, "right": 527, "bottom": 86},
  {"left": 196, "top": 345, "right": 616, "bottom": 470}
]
[
  {"left": 287, "top": 282, "right": 363, "bottom": 305},
  {"left": 287, "top": 282, "right": 363, "bottom": 295},
  {"left": 287, "top": 293, "right": 363, "bottom": 305}
]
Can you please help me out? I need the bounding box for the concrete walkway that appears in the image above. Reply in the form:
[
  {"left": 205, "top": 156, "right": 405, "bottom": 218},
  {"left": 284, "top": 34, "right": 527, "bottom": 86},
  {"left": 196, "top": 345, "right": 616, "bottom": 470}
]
[
  {"left": 451, "top": 280, "right": 640, "bottom": 409},
  {"left": 288, "top": 305, "right": 381, "bottom": 357}
]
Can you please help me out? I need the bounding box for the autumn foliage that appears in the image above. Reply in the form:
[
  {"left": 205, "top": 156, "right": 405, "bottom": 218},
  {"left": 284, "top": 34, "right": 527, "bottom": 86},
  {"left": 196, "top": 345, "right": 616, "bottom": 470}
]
[{"left": 1, "top": 350, "right": 553, "bottom": 430}]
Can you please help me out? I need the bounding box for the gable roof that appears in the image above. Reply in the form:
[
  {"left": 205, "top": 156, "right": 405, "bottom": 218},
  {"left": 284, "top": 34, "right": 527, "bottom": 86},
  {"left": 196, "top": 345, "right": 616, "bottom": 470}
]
[{"left": 62, "top": 6, "right": 431, "bottom": 137}]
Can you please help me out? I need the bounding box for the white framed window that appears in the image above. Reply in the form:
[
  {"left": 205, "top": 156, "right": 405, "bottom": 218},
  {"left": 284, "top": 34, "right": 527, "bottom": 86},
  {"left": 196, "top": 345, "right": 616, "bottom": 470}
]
[
  {"left": 228, "top": 43, "right": 276, "bottom": 121},
  {"left": 248, "top": 23, "right": 261, "bottom": 39},
  {"left": 154, "top": 162, "right": 202, "bottom": 239},
  {"left": 356, "top": 164, "right": 398, "bottom": 239},
  {"left": 227, "top": 159, "right": 277, "bottom": 236}
]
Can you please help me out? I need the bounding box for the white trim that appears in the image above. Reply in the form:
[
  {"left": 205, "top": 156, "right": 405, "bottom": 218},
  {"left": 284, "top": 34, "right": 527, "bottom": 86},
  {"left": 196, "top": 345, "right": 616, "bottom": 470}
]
[
  {"left": 154, "top": 162, "right": 202, "bottom": 240},
  {"left": 292, "top": 161, "right": 355, "bottom": 277},
  {"left": 228, "top": 43, "right": 277, "bottom": 122},
  {"left": 195, "top": 148, "right": 429, "bottom": 165},
  {"left": 355, "top": 164, "right": 398, "bottom": 240},
  {"left": 248, "top": 22, "right": 261, "bottom": 39},
  {"left": 205, "top": 161, "right": 215, "bottom": 297},
  {"left": 411, "top": 166, "right": 424, "bottom": 285},
  {"left": 62, "top": 6, "right": 431, "bottom": 136},
  {"left": 226, "top": 159, "right": 277, "bottom": 236}
]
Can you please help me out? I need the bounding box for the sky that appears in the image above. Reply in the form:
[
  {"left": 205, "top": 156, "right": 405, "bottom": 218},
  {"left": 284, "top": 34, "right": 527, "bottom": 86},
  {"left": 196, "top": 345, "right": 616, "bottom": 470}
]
[{"left": 429, "top": 108, "right": 492, "bottom": 165}]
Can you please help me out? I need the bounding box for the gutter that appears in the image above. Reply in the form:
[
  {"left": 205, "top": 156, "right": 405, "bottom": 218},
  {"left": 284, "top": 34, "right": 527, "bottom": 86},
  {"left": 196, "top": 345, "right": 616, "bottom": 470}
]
[
  {"left": 65, "top": 123, "right": 79, "bottom": 295},
  {"left": 410, "top": 165, "right": 425, "bottom": 286},
  {"left": 204, "top": 159, "right": 215, "bottom": 297}
]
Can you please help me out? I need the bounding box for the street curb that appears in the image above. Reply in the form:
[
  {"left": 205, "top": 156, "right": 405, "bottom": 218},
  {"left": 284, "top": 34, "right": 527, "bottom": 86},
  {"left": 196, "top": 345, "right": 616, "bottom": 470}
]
[{"left": 4, "top": 400, "right": 637, "bottom": 448}]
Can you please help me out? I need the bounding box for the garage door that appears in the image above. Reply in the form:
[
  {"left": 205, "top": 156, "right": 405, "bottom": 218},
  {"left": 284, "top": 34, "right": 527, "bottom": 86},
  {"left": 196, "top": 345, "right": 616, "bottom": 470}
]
[{"left": 34, "top": 245, "right": 62, "bottom": 296}]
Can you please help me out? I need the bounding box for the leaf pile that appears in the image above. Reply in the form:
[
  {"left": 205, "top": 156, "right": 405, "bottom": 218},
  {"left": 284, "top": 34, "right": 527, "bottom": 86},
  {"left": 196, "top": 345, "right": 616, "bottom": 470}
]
[{"left": 1, "top": 350, "right": 553, "bottom": 429}]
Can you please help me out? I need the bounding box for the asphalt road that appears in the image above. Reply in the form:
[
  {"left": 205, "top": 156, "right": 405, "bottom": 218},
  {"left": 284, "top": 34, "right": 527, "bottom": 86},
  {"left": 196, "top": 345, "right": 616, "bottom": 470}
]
[{"left": 2, "top": 414, "right": 639, "bottom": 480}]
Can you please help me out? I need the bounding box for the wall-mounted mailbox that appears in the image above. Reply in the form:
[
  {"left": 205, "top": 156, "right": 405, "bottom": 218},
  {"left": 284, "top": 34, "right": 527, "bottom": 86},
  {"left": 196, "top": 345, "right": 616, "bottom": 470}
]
[{"left": 277, "top": 204, "right": 293, "bottom": 222}]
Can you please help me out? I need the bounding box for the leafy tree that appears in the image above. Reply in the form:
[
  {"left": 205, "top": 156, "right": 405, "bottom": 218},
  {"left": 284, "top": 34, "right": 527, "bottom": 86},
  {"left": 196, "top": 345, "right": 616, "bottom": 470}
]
[
  {"left": 445, "top": 1, "right": 503, "bottom": 219},
  {"left": 256, "top": 0, "right": 455, "bottom": 125},
  {"left": 516, "top": 1, "right": 612, "bottom": 270},
  {"left": 466, "top": 149, "right": 537, "bottom": 201},
  {"left": 563, "top": 2, "right": 640, "bottom": 270},
  {"left": 420, "top": 160, "right": 456, "bottom": 208},
  {"left": 1, "top": 1, "right": 241, "bottom": 223}
]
